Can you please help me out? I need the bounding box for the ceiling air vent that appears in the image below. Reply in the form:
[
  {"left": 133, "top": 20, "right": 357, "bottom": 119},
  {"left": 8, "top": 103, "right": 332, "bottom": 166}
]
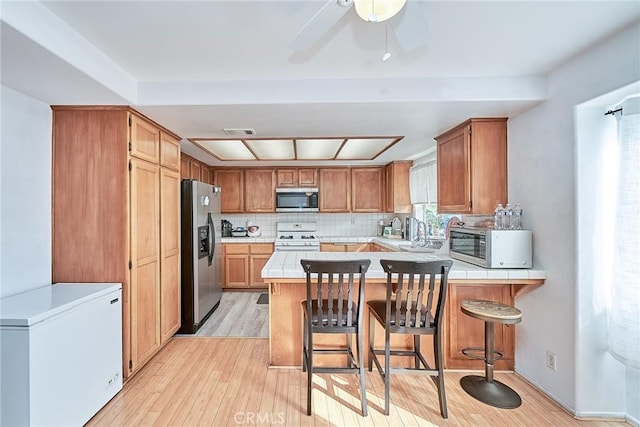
[{"left": 223, "top": 128, "right": 256, "bottom": 136}]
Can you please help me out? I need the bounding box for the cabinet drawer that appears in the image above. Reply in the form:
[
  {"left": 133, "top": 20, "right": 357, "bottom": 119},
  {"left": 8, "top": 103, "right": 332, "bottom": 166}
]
[
  {"left": 224, "top": 244, "right": 249, "bottom": 254},
  {"left": 249, "top": 244, "right": 274, "bottom": 254}
]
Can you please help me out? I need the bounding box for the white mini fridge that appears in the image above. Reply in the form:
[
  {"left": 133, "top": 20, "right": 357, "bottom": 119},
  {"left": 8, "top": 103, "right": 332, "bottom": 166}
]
[{"left": 0, "top": 283, "right": 123, "bottom": 426}]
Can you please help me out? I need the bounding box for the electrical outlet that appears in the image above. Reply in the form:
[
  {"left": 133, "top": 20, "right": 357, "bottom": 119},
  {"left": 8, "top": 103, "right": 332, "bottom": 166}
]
[
  {"left": 546, "top": 351, "right": 557, "bottom": 371},
  {"left": 351, "top": 218, "right": 356, "bottom": 225}
]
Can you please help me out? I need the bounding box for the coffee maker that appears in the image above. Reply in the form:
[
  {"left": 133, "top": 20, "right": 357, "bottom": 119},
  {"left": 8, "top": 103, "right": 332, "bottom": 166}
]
[{"left": 221, "top": 219, "right": 232, "bottom": 237}]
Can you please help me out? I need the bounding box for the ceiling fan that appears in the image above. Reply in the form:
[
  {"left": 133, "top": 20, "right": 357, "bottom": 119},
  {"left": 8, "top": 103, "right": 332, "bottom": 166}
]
[{"left": 289, "top": 0, "right": 429, "bottom": 53}]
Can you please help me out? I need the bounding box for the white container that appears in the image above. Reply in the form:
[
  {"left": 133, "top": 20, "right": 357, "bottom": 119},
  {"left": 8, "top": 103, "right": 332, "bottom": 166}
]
[{"left": 0, "top": 283, "right": 122, "bottom": 426}]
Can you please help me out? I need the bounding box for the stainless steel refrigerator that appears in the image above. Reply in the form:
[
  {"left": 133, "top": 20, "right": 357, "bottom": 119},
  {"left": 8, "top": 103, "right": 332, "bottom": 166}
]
[{"left": 179, "top": 180, "right": 222, "bottom": 334}]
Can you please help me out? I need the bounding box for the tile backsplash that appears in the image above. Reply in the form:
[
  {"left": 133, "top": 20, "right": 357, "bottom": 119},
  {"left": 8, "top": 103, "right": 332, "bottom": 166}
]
[{"left": 221, "top": 213, "right": 407, "bottom": 237}]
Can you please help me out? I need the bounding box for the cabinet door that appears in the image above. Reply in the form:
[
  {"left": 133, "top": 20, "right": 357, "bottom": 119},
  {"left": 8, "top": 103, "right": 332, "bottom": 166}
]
[
  {"left": 214, "top": 169, "right": 244, "bottom": 213},
  {"left": 180, "top": 156, "right": 190, "bottom": 180},
  {"left": 298, "top": 168, "right": 318, "bottom": 187},
  {"left": 190, "top": 161, "right": 202, "bottom": 181},
  {"left": 320, "top": 243, "right": 345, "bottom": 252},
  {"left": 468, "top": 119, "right": 508, "bottom": 214},
  {"left": 130, "top": 114, "right": 160, "bottom": 163},
  {"left": 445, "top": 283, "right": 515, "bottom": 370},
  {"left": 385, "top": 161, "right": 412, "bottom": 214},
  {"left": 344, "top": 243, "right": 369, "bottom": 252},
  {"left": 160, "top": 168, "right": 181, "bottom": 344},
  {"left": 245, "top": 169, "right": 275, "bottom": 212},
  {"left": 319, "top": 168, "right": 350, "bottom": 212},
  {"left": 249, "top": 244, "right": 273, "bottom": 288},
  {"left": 352, "top": 167, "right": 384, "bottom": 212},
  {"left": 129, "top": 158, "right": 161, "bottom": 373},
  {"left": 276, "top": 169, "right": 297, "bottom": 187},
  {"left": 201, "top": 167, "right": 211, "bottom": 184},
  {"left": 160, "top": 132, "right": 180, "bottom": 171},
  {"left": 437, "top": 127, "right": 471, "bottom": 213}
]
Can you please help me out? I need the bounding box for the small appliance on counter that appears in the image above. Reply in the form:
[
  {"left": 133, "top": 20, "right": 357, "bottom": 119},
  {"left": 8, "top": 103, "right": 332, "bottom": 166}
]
[
  {"left": 232, "top": 227, "right": 247, "bottom": 237},
  {"left": 221, "top": 219, "right": 232, "bottom": 237},
  {"left": 247, "top": 225, "right": 261, "bottom": 237},
  {"left": 449, "top": 226, "right": 532, "bottom": 268}
]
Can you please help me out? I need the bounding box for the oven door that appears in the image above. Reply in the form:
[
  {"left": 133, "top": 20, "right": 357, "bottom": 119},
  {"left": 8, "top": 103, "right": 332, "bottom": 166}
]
[
  {"left": 449, "top": 229, "right": 487, "bottom": 267},
  {"left": 274, "top": 243, "right": 320, "bottom": 252}
]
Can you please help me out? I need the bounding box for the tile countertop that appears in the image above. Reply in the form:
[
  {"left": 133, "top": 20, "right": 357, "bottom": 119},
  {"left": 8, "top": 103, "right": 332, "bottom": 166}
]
[
  {"left": 220, "top": 235, "right": 414, "bottom": 248},
  {"left": 261, "top": 251, "right": 547, "bottom": 281}
]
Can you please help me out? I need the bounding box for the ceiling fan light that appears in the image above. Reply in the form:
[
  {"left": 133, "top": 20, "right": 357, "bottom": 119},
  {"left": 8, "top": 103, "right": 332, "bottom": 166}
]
[{"left": 354, "top": 0, "right": 406, "bottom": 23}]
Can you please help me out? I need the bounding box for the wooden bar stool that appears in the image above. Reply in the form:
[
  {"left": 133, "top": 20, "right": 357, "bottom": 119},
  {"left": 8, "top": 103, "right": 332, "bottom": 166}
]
[
  {"left": 300, "top": 259, "right": 371, "bottom": 417},
  {"left": 459, "top": 299, "right": 522, "bottom": 409}
]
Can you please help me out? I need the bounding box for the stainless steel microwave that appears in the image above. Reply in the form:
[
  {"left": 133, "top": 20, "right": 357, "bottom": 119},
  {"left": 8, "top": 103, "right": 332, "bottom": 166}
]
[
  {"left": 449, "top": 226, "right": 532, "bottom": 268},
  {"left": 275, "top": 188, "right": 319, "bottom": 212}
]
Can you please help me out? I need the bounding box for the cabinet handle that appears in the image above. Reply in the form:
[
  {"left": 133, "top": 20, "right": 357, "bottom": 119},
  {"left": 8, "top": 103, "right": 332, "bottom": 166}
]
[{"left": 110, "top": 298, "right": 119, "bottom": 304}]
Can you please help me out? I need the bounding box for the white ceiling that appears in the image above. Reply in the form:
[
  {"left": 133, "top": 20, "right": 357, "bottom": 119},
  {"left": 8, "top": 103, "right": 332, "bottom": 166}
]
[{"left": 2, "top": 0, "right": 638, "bottom": 166}]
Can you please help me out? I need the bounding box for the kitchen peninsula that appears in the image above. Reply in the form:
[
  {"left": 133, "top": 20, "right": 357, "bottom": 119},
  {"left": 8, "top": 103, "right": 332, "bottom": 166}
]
[{"left": 262, "top": 251, "right": 545, "bottom": 370}]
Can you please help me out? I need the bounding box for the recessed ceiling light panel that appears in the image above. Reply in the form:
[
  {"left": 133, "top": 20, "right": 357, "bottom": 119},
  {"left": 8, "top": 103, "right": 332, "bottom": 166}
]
[
  {"left": 337, "top": 138, "right": 395, "bottom": 159},
  {"left": 297, "top": 139, "right": 345, "bottom": 159},
  {"left": 198, "top": 139, "right": 255, "bottom": 160},
  {"left": 244, "top": 139, "right": 295, "bottom": 160}
]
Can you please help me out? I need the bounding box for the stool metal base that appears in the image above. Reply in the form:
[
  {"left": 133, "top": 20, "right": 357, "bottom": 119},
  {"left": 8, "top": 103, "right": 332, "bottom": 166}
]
[{"left": 460, "top": 375, "right": 522, "bottom": 409}]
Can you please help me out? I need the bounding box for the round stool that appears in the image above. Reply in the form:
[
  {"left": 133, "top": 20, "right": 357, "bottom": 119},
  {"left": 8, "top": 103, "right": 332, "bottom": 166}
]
[{"left": 459, "top": 299, "right": 522, "bottom": 409}]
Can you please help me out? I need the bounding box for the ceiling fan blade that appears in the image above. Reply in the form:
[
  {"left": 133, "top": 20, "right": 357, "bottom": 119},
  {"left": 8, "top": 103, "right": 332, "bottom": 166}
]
[
  {"left": 390, "top": 0, "right": 429, "bottom": 52},
  {"left": 289, "top": 0, "right": 354, "bottom": 52}
]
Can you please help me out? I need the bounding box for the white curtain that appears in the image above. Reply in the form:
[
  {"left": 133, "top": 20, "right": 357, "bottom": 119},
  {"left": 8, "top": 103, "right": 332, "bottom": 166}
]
[
  {"left": 608, "top": 96, "right": 640, "bottom": 368},
  {"left": 410, "top": 161, "right": 437, "bottom": 204}
]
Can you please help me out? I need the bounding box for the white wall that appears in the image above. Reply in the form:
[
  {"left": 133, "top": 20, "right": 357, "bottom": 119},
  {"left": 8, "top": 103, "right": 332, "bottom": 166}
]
[
  {"left": 0, "top": 86, "right": 52, "bottom": 298},
  {"left": 508, "top": 21, "right": 640, "bottom": 420}
]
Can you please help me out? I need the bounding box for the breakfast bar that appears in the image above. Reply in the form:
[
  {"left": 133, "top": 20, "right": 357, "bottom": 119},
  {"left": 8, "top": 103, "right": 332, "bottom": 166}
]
[{"left": 262, "top": 251, "right": 546, "bottom": 370}]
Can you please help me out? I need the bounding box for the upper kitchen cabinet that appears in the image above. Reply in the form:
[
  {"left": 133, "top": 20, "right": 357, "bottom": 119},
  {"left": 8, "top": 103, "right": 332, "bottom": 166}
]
[
  {"left": 319, "top": 168, "right": 351, "bottom": 212},
  {"left": 130, "top": 114, "right": 160, "bottom": 163},
  {"left": 180, "top": 156, "right": 190, "bottom": 180},
  {"left": 51, "top": 106, "right": 182, "bottom": 380},
  {"left": 435, "top": 118, "right": 507, "bottom": 214},
  {"left": 160, "top": 132, "right": 180, "bottom": 171},
  {"left": 244, "top": 169, "right": 275, "bottom": 212},
  {"left": 385, "top": 161, "right": 412, "bottom": 213},
  {"left": 352, "top": 167, "right": 384, "bottom": 212},
  {"left": 190, "top": 161, "right": 202, "bottom": 182},
  {"left": 213, "top": 169, "right": 244, "bottom": 213},
  {"left": 276, "top": 168, "right": 318, "bottom": 187}
]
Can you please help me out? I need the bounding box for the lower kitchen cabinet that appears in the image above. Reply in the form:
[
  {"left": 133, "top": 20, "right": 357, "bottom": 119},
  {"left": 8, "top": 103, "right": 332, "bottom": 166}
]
[
  {"left": 320, "top": 243, "right": 371, "bottom": 252},
  {"left": 223, "top": 243, "right": 273, "bottom": 289},
  {"left": 445, "top": 283, "right": 515, "bottom": 370}
]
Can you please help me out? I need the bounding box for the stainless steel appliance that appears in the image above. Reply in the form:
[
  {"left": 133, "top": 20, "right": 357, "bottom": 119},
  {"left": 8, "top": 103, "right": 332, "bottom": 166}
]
[
  {"left": 221, "top": 219, "right": 232, "bottom": 237},
  {"left": 275, "top": 188, "right": 319, "bottom": 212},
  {"left": 179, "top": 180, "right": 222, "bottom": 333},
  {"left": 274, "top": 222, "right": 320, "bottom": 252},
  {"left": 449, "top": 226, "right": 532, "bottom": 268}
]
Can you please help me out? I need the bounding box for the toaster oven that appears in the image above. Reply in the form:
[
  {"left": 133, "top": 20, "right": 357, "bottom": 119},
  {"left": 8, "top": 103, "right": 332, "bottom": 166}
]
[{"left": 449, "top": 226, "right": 532, "bottom": 268}]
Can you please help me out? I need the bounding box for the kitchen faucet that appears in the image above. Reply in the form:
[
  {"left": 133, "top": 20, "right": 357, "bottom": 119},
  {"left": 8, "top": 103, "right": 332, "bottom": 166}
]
[{"left": 407, "top": 216, "right": 428, "bottom": 247}]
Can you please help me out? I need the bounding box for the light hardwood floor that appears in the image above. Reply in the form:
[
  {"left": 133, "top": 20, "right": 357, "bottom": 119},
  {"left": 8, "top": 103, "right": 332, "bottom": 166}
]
[
  {"left": 88, "top": 338, "right": 630, "bottom": 427},
  {"left": 193, "top": 292, "right": 268, "bottom": 338}
]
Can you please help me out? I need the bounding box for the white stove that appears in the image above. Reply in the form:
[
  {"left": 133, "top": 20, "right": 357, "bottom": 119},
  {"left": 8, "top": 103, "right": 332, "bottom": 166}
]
[{"left": 274, "top": 222, "right": 320, "bottom": 252}]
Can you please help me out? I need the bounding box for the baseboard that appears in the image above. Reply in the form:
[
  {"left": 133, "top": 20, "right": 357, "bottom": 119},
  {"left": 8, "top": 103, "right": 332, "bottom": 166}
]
[{"left": 515, "top": 370, "right": 633, "bottom": 425}]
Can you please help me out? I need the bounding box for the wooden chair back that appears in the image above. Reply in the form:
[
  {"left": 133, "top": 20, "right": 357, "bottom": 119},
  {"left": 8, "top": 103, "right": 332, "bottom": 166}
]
[
  {"left": 379, "top": 259, "right": 453, "bottom": 333},
  {"left": 300, "top": 259, "right": 371, "bottom": 330}
]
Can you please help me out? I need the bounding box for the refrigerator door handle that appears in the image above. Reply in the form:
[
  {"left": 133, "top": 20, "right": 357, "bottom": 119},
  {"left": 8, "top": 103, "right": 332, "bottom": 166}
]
[{"left": 207, "top": 212, "right": 214, "bottom": 266}]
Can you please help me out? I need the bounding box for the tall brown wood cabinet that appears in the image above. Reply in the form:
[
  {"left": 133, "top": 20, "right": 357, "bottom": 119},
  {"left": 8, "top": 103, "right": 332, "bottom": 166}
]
[
  {"left": 213, "top": 169, "right": 244, "bottom": 213},
  {"left": 52, "top": 106, "right": 181, "bottom": 380},
  {"left": 351, "top": 167, "right": 384, "bottom": 212},
  {"left": 319, "top": 168, "right": 351, "bottom": 212},
  {"left": 385, "top": 161, "right": 412, "bottom": 213},
  {"left": 435, "top": 118, "right": 507, "bottom": 214},
  {"left": 244, "top": 169, "right": 275, "bottom": 212}
]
